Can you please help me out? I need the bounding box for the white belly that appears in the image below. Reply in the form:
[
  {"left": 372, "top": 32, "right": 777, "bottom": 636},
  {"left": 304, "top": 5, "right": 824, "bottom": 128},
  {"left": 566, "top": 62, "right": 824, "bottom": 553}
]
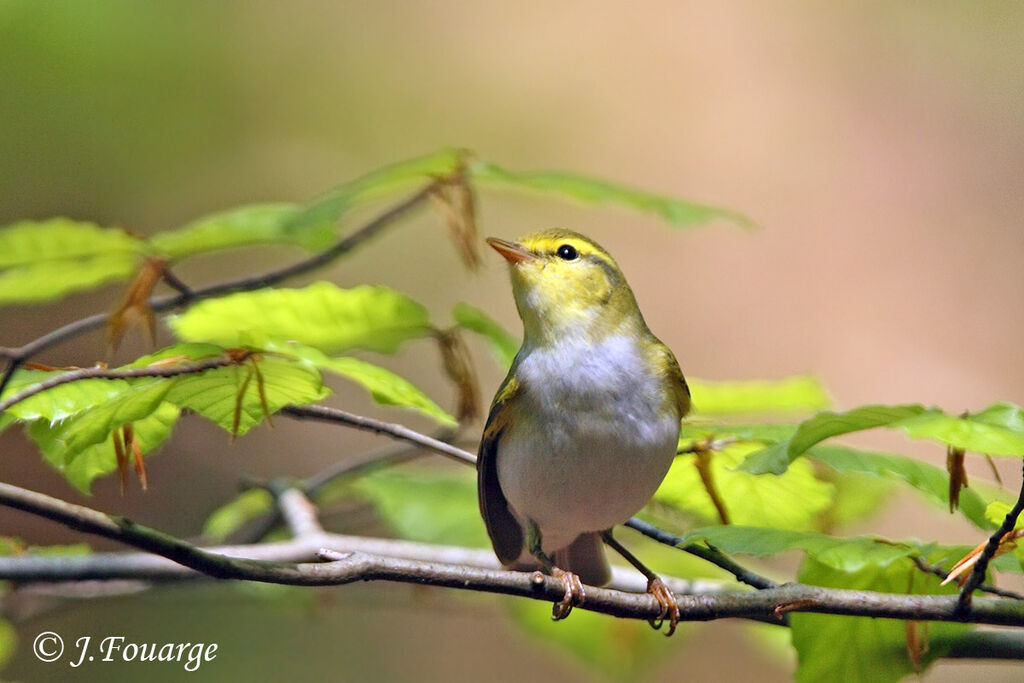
[{"left": 496, "top": 336, "right": 679, "bottom": 554}]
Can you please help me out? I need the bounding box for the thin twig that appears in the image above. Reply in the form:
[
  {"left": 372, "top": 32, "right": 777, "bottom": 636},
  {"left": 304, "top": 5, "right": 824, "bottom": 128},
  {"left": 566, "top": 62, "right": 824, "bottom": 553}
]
[
  {"left": 911, "top": 556, "right": 1024, "bottom": 601},
  {"left": 0, "top": 182, "right": 441, "bottom": 400},
  {"left": 623, "top": 517, "right": 778, "bottom": 590},
  {"left": 958, "top": 459, "right": 1024, "bottom": 614},
  {"left": 280, "top": 405, "right": 475, "bottom": 466}
]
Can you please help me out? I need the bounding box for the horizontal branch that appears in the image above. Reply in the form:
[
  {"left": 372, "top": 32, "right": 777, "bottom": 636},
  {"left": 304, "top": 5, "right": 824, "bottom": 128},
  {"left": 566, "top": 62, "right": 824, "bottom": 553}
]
[{"left": 1, "top": 481, "right": 1023, "bottom": 628}]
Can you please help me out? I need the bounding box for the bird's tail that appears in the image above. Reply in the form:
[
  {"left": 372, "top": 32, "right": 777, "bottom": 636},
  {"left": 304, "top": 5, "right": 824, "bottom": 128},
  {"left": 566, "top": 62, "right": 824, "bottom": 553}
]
[{"left": 554, "top": 532, "right": 611, "bottom": 587}]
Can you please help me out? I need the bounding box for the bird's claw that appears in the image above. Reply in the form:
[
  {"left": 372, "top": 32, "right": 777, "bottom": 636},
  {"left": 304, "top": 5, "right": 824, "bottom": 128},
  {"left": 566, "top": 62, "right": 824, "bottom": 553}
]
[
  {"left": 647, "top": 577, "right": 680, "bottom": 636},
  {"left": 551, "top": 567, "right": 586, "bottom": 620}
]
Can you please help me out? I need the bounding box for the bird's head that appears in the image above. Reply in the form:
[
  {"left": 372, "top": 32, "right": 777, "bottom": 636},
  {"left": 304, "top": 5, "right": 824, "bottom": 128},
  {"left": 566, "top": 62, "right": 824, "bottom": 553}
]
[{"left": 487, "top": 229, "right": 644, "bottom": 346}]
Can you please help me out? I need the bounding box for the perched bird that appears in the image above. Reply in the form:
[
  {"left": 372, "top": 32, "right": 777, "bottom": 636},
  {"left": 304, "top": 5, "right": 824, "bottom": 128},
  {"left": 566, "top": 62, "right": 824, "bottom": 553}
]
[{"left": 478, "top": 229, "right": 690, "bottom": 632}]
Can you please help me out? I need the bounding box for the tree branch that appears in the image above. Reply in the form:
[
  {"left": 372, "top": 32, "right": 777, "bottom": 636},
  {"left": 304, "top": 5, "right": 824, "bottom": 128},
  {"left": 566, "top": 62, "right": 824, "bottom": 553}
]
[
  {"left": 280, "top": 405, "right": 474, "bottom": 465},
  {"left": 911, "top": 556, "right": 1024, "bottom": 601},
  {"left": 2, "top": 482, "right": 1024, "bottom": 627},
  {"left": 0, "top": 182, "right": 440, "bottom": 400},
  {"left": 623, "top": 517, "right": 778, "bottom": 590}
]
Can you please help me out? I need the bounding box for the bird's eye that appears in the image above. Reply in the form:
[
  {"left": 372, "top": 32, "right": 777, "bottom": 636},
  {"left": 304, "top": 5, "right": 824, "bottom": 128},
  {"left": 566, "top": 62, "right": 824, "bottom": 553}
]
[{"left": 556, "top": 244, "right": 579, "bottom": 261}]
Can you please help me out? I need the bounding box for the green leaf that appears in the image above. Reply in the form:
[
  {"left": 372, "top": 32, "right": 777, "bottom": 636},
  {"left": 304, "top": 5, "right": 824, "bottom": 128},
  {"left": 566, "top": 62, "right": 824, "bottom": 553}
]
[
  {"left": 0, "top": 368, "right": 134, "bottom": 422},
  {"left": 468, "top": 159, "right": 752, "bottom": 228},
  {"left": 351, "top": 468, "right": 489, "bottom": 547},
  {"left": 791, "top": 558, "right": 968, "bottom": 683},
  {"left": 681, "top": 526, "right": 913, "bottom": 573},
  {"left": 819, "top": 470, "right": 896, "bottom": 528},
  {"left": 308, "top": 354, "right": 454, "bottom": 426},
  {"left": 287, "top": 149, "right": 465, "bottom": 231},
  {"left": 0, "top": 219, "right": 144, "bottom": 304},
  {"left": 897, "top": 403, "right": 1024, "bottom": 457},
  {"left": 149, "top": 203, "right": 337, "bottom": 260},
  {"left": 739, "top": 405, "right": 930, "bottom": 474},
  {"left": 28, "top": 387, "right": 179, "bottom": 493},
  {"left": 984, "top": 501, "right": 1024, "bottom": 530},
  {"left": 809, "top": 446, "right": 997, "bottom": 530},
  {"left": 654, "top": 442, "right": 835, "bottom": 530},
  {"left": 261, "top": 340, "right": 455, "bottom": 425},
  {"left": 203, "top": 488, "right": 275, "bottom": 541},
  {"left": 678, "top": 421, "right": 798, "bottom": 446},
  {"left": 169, "top": 282, "right": 432, "bottom": 354},
  {"left": 452, "top": 302, "right": 520, "bottom": 369},
  {"left": 27, "top": 380, "right": 172, "bottom": 465},
  {"left": 33, "top": 402, "right": 179, "bottom": 493},
  {"left": 165, "top": 356, "right": 329, "bottom": 436},
  {"left": 0, "top": 218, "right": 143, "bottom": 267},
  {"left": 689, "top": 375, "right": 830, "bottom": 416}
]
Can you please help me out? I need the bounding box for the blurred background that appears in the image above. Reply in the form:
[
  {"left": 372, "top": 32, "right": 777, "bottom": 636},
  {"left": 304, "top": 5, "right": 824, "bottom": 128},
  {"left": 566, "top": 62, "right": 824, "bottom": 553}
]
[{"left": 1, "top": 1, "right": 1022, "bottom": 680}]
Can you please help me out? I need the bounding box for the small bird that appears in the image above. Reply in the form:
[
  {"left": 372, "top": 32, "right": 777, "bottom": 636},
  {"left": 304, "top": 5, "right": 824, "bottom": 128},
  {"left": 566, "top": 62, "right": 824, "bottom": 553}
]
[{"left": 478, "top": 229, "right": 690, "bottom": 632}]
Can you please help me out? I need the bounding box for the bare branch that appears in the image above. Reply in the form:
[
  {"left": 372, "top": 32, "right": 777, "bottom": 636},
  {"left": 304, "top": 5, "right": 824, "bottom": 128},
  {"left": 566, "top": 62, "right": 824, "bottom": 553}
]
[
  {"left": 280, "top": 404, "right": 475, "bottom": 465},
  {"left": 911, "top": 556, "right": 1024, "bottom": 601},
  {"left": 623, "top": 517, "right": 778, "bottom": 590},
  {"left": 2, "top": 481, "right": 1024, "bottom": 627},
  {"left": 274, "top": 488, "right": 324, "bottom": 539},
  {"left": 0, "top": 182, "right": 440, "bottom": 400}
]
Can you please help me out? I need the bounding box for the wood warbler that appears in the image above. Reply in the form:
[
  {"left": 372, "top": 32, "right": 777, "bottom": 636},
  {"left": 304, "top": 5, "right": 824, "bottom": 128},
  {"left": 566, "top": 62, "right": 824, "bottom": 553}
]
[{"left": 478, "top": 229, "right": 690, "bottom": 632}]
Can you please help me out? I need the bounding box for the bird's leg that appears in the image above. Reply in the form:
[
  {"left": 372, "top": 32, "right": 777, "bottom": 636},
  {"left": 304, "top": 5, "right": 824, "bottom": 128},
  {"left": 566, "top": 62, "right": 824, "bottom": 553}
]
[
  {"left": 527, "top": 520, "right": 585, "bottom": 620},
  {"left": 601, "top": 529, "right": 680, "bottom": 636}
]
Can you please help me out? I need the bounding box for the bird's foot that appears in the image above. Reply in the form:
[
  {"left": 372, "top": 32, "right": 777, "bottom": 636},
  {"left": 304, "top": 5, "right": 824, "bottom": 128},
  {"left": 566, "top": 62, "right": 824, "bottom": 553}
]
[
  {"left": 550, "top": 567, "right": 586, "bottom": 620},
  {"left": 647, "top": 577, "right": 680, "bottom": 636}
]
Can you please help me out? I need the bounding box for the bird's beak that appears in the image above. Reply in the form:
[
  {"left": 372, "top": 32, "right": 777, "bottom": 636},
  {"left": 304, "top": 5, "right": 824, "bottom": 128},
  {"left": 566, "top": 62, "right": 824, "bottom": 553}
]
[{"left": 486, "top": 237, "right": 536, "bottom": 265}]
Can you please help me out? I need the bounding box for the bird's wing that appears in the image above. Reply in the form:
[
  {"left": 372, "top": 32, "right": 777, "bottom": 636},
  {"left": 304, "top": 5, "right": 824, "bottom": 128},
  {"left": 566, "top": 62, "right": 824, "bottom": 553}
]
[
  {"left": 477, "top": 372, "right": 524, "bottom": 565},
  {"left": 656, "top": 341, "right": 691, "bottom": 418}
]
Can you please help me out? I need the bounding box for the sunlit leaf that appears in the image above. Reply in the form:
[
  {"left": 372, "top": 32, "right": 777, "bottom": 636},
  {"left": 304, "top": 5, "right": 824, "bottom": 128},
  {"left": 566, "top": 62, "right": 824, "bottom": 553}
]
[
  {"left": 681, "top": 526, "right": 913, "bottom": 573},
  {"left": 688, "top": 375, "right": 830, "bottom": 415},
  {"left": 678, "top": 421, "right": 798, "bottom": 447},
  {"left": 452, "top": 302, "right": 520, "bottom": 369},
  {"left": 169, "top": 282, "right": 432, "bottom": 354},
  {"left": 28, "top": 390, "right": 179, "bottom": 493},
  {"left": 808, "top": 446, "right": 997, "bottom": 530},
  {"left": 165, "top": 356, "right": 329, "bottom": 436},
  {"left": 468, "top": 159, "right": 752, "bottom": 228},
  {"left": 742, "top": 403, "right": 1024, "bottom": 475},
  {"left": 203, "top": 488, "right": 275, "bottom": 541},
  {"left": 286, "top": 149, "right": 466, "bottom": 232},
  {"left": 656, "top": 442, "right": 834, "bottom": 531},
  {"left": 985, "top": 501, "right": 1024, "bottom": 530},
  {"left": 897, "top": 403, "right": 1024, "bottom": 457},
  {"left": 791, "top": 559, "right": 968, "bottom": 683},
  {"left": 0, "top": 368, "right": 133, "bottom": 422},
  {"left": 0, "top": 219, "right": 144, "bottom": 304},
  {"left": 740, "top": 405, "right": 929, "bottom": 475},
  {"left": 149, "top": 203, "right": 337, "bottom": 259},
  {"left": 264, "top": 341, "right": 456, "bottom": 426}
]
